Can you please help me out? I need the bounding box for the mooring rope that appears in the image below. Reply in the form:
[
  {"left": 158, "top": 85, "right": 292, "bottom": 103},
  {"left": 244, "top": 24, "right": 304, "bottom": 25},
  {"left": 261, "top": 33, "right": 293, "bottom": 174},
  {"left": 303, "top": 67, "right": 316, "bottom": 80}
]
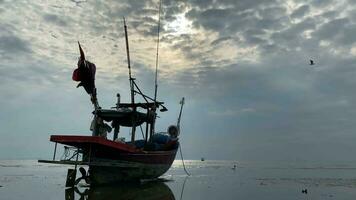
[
  {"left": 179, "top": 143, "right": 190, "bottom": 176},
  {"left": 179, "top": 176, "right": 189, "bottom": 200},
  {"left": 139, "top": 125, "right": 145, "bottom": 139}
]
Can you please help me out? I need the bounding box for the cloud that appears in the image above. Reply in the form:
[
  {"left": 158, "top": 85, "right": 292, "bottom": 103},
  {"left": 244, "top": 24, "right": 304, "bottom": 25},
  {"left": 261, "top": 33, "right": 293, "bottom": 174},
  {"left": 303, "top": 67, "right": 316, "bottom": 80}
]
[
  {"left": 313, "top": 18, "right": 350, "bottom": 41},
  {"left": 0, "top": 35, "right": 31, "bottom": 56},
  {"left": 311, "top": 0, "right": 334, "bottom": 7},
  {"left": 291, "top": 5, "right": 310, "bottom": 19},
  {"left": 43, "top": 14, "right": 68, "bottom": 26},
  {"left": 210, "top": 36, "right": 233, "bottom": 46},
  {"left": 2, "top": 0, "right": 356, "bottom": 161}
]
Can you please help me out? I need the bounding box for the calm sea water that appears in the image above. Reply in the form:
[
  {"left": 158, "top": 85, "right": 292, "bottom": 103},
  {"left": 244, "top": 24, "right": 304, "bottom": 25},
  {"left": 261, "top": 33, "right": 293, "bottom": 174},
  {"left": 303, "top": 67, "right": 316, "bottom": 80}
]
[{"left": 1, "top": 160, "right": 356, "bottom": 199}]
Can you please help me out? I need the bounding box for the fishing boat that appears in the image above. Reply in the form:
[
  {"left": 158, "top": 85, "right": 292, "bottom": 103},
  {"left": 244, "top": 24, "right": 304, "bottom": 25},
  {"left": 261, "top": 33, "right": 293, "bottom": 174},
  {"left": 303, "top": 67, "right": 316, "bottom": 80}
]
[{"left": 38, "top": 14, "right": 185, "bottom": 186}]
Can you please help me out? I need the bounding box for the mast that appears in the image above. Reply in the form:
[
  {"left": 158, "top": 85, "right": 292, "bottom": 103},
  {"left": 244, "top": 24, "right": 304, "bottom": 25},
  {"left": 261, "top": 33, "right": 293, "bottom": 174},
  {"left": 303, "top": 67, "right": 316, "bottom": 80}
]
[
  {"left": 123, "top": 17, "right": 135, "bottom": 105},
  {"left": 154, "top": 0, "right": 162, "bottom": 103},
  {"left": 150, "top": 0, "right": 162, "bottom": 139},
  {"left": 123, "top": 17, "right": 136, "bottom": 142}
]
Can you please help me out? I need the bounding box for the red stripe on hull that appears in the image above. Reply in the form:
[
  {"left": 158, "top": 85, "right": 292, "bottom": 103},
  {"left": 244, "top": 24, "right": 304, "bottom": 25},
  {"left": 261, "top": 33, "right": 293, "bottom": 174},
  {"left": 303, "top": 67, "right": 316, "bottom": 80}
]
[{"left": 50, "top": 135, "right": 138, "bottom": 153}]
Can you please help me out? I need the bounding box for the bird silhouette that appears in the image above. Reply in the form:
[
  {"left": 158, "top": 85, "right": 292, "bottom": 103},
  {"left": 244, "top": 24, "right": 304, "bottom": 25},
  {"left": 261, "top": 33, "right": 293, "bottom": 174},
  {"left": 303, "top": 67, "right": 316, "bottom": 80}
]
[
  {"left": 310, "top": 59, "right": 315, "bottom": 65},
  {"left": 302, "top": 189, "right": 308, "bottom": 194}
]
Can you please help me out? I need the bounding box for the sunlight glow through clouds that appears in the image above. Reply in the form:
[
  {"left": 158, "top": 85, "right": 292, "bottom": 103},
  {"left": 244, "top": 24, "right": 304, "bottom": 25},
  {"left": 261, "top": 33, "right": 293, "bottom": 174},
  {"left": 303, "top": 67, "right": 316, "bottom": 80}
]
[{"left": 165, "top": 13, "right": 193, "bottom": 35}]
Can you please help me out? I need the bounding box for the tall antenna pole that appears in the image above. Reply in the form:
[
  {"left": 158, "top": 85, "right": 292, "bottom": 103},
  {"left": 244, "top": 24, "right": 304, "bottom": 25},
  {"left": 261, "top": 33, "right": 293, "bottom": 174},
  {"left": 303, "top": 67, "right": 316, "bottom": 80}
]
[
  {"left": 150, "top": 0, "right": 162, "bottom": 139},
  {"left": 154, "top": 0, "right": 162, "bottom": 102},
  {"left": 177, "top": 97, "right": 185, "bottom": 132}
]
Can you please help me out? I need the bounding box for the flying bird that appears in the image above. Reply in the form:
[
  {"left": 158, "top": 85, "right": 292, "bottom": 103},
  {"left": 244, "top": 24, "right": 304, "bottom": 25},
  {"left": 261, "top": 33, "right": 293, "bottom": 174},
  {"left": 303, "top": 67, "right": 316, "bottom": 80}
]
[{"left": 309, "top": 59, "right": 315, "bottom": 65}]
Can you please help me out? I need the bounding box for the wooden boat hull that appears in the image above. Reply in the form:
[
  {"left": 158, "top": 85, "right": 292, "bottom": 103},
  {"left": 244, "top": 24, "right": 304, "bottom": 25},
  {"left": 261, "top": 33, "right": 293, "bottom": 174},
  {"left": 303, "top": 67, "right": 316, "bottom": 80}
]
[
  {"left": 89, "top": 162, "right": 173, "bottom": 184},
  {"left": 48, "top": 135, "right": 178, "bottom": 184},
  {"left": 88, "top": 150, "right": 177, "bottom": 184}
]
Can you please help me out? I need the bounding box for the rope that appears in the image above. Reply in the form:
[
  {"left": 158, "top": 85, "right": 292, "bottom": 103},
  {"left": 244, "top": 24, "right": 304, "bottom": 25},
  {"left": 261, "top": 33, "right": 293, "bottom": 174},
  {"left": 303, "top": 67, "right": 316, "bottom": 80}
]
[
  {"left": 179, "top": 176, "right": 189, "bottom": 200},
  {"left": 139, "top": 125, "right": 145, "bottom": 139},
  {"left": 179, "top": 143, "right": 190, "bottom": 176}
]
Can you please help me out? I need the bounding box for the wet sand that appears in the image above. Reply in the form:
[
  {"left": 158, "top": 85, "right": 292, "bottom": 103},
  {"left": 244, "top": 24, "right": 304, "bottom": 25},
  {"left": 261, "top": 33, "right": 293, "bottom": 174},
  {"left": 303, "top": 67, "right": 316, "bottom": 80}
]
[{"left": 1, "top": 160, "right": 356, "bottom": 199}]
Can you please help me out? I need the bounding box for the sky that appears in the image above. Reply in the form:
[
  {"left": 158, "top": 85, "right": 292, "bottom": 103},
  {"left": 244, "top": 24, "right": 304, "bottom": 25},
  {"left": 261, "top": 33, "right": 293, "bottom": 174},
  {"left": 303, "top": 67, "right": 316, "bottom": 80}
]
[{"left": 1, "top": 0, "right": 356, "bottom": 161}]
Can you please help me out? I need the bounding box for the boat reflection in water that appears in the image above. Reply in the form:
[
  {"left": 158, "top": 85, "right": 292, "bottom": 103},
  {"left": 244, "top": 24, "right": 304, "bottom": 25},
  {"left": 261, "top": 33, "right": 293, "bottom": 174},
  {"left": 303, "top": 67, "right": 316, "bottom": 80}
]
[{"left": 65, "top": 181, "right": 175, "bottom": 200}]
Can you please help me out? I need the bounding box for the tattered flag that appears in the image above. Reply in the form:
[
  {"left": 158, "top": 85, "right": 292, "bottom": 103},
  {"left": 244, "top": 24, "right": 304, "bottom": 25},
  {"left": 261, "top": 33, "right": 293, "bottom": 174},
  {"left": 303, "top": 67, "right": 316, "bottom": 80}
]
[{"left": 72, "top": 42, "right": 96, "bottom": 95}]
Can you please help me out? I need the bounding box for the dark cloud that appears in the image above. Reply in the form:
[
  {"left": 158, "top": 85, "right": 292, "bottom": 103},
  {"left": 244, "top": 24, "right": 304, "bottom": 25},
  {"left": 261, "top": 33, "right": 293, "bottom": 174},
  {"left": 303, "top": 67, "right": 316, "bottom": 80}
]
[
  {"left": 258, "top": 6, "right": 287, "bottom": 20},
  {"left": 321, "top": 10, "right": 339, "bottom": 20},
  {"left": 211, "top": 36, "right": 233, "bottom": 46},
  {"left": 269, "top": 17, "right": 316, "bottom": 50},
  {"left": 313, "top": 18, "right": 350, "bottom": 41},
  {"left": 291, "top": 5, "right": 310, "bottom": 19},
  {"left": 189, "top": 0, "right": 278, "bottom": 12},
  {"left": 0, "top": 35, "right": 31, "bottom": 58},
  {"left": 311, "top": 0, "right": 334, "bottom": 7},
  {"left": 186, "top": 8, "right": 235, "bottom": 31},
  {"left": 43, "top": 14, "right": 68, "bottom": 26},
  {"left": 336, "top": 24, "right": 356, "bottom": 45}
]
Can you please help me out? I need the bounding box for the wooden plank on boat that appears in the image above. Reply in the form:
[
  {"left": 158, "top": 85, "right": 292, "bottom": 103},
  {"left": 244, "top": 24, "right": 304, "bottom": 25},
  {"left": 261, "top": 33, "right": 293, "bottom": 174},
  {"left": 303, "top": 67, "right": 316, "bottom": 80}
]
[
  {"left": 118, "top": 102, "right": 164, "bottom": 109},
  {"left": 38, "top": 160, "right": 87, "bottom": 165}
]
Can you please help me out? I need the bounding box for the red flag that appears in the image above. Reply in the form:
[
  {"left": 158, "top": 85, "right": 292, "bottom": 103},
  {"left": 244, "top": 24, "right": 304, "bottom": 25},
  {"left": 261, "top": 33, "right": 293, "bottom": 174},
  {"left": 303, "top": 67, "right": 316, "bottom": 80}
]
[{"left": 73, "top": 42, "right": 96, "bottom": 94}]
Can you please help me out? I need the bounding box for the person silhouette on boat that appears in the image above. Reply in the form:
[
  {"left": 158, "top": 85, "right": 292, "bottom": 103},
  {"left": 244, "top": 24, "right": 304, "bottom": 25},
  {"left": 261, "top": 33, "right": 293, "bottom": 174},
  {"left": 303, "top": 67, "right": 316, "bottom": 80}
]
[{"left": 90, "top": 117, "right": 112, "bottom": 138}]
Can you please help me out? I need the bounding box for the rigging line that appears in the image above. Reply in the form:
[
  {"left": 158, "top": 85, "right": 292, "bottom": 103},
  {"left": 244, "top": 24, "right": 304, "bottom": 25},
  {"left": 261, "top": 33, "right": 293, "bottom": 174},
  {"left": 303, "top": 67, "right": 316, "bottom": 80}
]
[
  {"left": 139, "top": 125, "right": 145, "bottom": 139},
  {"left": 154, "top": 0, "right": 162, "bottom": 102},
  {"left": 179, "top": 176, "right": 189, "bottom": 200},
  {"left": 179, "top": 143, "right": 191, "bottom": 176}
]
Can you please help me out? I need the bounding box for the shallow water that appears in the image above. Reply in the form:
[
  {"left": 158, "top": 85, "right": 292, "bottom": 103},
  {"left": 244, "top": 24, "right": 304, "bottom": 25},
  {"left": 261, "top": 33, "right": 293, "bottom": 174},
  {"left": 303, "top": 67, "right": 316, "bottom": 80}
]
[{"left": 1, "top": 160, "right": 356, "bottom": 199}]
